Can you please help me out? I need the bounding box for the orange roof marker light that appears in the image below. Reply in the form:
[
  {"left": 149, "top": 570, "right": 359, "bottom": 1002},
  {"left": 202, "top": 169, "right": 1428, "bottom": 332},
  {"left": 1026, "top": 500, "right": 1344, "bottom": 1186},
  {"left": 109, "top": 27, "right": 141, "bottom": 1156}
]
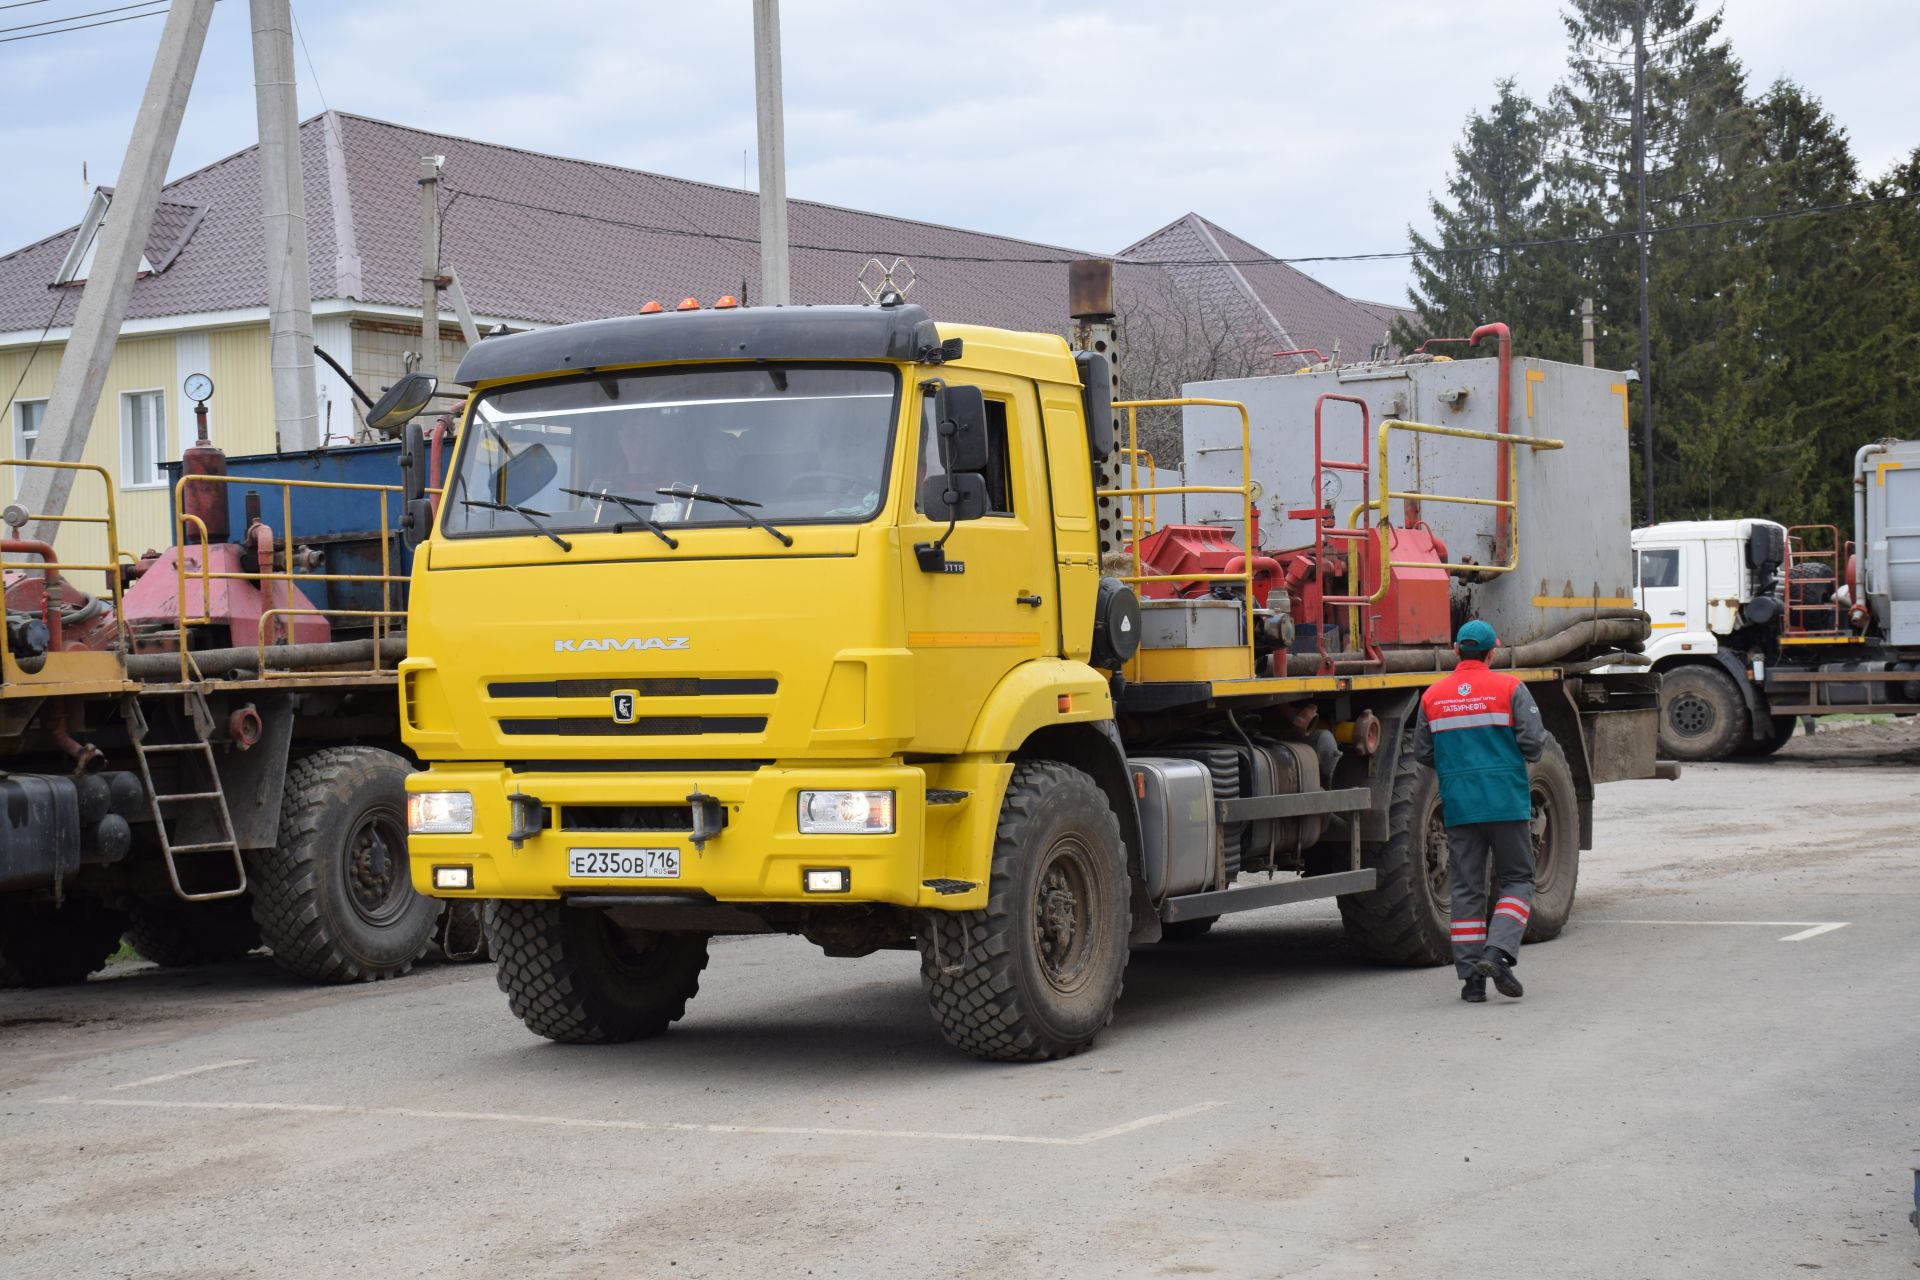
[
  {"left": 676, "top": 297, "right": 700, "bottom": 311},
  {"left": 639, "top": 300, "right": 663, "bottom": 314},
  {"left": 713, "top": 295, "right": 739, "bottom": 309}
]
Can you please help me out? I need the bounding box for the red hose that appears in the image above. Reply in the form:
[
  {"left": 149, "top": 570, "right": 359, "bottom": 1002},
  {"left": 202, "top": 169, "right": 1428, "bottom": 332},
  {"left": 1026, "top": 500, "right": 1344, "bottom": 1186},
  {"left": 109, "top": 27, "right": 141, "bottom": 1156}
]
[
  {"left": 2, "top": 537, "right": 64, "bottom": 651},
  {"left": 1470, "top": 322, "right": 1513, "bottom": 545}
]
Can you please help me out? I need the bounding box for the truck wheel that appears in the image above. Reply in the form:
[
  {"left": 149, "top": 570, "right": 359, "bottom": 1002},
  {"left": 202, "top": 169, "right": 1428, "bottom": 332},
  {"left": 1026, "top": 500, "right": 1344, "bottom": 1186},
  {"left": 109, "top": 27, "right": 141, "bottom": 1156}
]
[
  {"left": 0, "top": 896, "right": 126, "bottom": 988},
  {"left": 124, "top": 896, "right": 260, "bottom": 967},
  {"left": 1522, "top": 736, "right": 1580, "bottom": 943},
  {"left": 249, "top": 747, "right": 437, "bottom": 983},
  {"left": 486, "top": 899, "right": 709, "bottom": 1044},
  {"left": 916, "top": 760, "right": 1130, "bottom": 1061},
  {"left": 1337, "top": 736, "right": 1452, "bottom": 966},
  {"left": 1658, "top": 665, "right": 1749, "bottom": 761}
]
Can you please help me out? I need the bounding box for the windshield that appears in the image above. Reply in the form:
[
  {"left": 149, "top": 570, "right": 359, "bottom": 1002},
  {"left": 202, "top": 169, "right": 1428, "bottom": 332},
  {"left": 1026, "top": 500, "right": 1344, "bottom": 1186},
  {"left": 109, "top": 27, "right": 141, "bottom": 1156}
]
[{"left": 441, "top": 364, "right": 899, "bottom": 540}]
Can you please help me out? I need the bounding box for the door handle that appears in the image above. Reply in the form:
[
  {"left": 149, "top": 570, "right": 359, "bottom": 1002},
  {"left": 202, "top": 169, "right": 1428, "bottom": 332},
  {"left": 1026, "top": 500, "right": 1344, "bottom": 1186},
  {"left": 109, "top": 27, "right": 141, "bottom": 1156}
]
[
  {"left": 1015, "top": 594, "right": 1044, "bottom": 608},
  {"left": 1666, "top": 610, "right": 1686, "bottom": 617}
]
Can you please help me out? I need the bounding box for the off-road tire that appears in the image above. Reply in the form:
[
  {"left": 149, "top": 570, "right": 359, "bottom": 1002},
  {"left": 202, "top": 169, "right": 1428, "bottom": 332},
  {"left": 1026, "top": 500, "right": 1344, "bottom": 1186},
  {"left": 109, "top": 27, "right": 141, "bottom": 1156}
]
[
  {"left": 0, "top": 896, "right": 127, "bottom": 988},
  {"left": 1657, "top": 664, "right": 1749, "bottom": 762},
  {"left": 1158, "top": 916, "right": 1218, "bottom": 942},
  {"left": 1734, "top": 715, "right": 1797, "bottom": 758},
  {"left": 486, "top": 899, "right": 709, "bottom": 1044},
  {"left": 124, "top": 895, "right": 260, "bottom": 968},
  {"left": 1337, "top": 731, "right": 1452, "bottom": 966},
  {"left": 249, "top": 747, "right": 436, "bottom": 983},
  {"left": 916, "top": 760, "right": 1130, "bottom": 1062},
  {"left": 1521, "top": 736, "right": 1580, "bottom": 943}
]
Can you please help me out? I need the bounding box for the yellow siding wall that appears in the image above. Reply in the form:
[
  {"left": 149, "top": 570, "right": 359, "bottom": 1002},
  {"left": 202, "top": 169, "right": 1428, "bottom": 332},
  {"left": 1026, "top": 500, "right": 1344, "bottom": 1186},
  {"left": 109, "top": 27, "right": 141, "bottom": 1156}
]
[{"left": 0, "top": 325, "right": 277, "bottom": 593}]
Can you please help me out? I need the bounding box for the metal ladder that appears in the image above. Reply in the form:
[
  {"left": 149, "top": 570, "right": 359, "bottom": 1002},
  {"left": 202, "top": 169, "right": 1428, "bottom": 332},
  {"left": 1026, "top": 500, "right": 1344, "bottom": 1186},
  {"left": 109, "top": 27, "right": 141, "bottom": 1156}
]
[{"left": 124, "top": 688, "right": 247, "bottom": 902}]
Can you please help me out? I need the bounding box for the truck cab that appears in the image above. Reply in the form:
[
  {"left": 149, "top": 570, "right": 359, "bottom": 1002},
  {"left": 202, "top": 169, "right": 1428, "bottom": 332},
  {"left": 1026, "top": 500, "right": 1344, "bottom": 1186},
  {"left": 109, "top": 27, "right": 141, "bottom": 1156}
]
[{"left": 1632, "top": 518, "right": 1787, "bottom": 665}]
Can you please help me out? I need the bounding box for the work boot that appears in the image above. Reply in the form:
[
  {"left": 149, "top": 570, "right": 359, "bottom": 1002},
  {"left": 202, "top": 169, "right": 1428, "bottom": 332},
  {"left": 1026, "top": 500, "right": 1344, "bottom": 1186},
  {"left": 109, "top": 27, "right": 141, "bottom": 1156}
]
[
  {"left": 1460, "top": 974, "right": 1486, "bottom": 1003},
  {"left": 1474, "top": 950, "right": 1524, "bottom": 999}
]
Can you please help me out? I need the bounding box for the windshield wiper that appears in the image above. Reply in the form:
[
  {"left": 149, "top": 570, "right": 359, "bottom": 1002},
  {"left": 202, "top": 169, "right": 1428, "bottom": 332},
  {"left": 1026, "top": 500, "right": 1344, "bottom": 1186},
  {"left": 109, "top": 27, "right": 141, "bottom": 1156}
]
[
  {"left": 461, "top": 498, "right": 573, "bottom": 552},
  {"left": 656, "top": 485, "right": 793, "bottom": 547},
  {"left": 560, "top": 486, "right": 679, "bottom": 548}
]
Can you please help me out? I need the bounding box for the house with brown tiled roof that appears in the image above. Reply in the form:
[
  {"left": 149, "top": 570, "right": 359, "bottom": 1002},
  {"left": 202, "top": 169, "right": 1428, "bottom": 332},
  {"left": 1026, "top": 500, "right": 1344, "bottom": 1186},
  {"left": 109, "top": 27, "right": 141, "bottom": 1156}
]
[{"left": 0, "top": 110, "right": 1408, "bottom": 559}]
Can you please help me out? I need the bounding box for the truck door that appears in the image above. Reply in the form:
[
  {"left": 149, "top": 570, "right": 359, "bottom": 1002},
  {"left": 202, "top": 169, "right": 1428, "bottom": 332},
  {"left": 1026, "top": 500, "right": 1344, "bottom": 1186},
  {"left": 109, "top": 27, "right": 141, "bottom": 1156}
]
[
  {"left": 899, "top": 373, "right": 1059, "bottom": 752},
  {"left": 1638, "top": 541, "right": 1699, "bottom": 638}
]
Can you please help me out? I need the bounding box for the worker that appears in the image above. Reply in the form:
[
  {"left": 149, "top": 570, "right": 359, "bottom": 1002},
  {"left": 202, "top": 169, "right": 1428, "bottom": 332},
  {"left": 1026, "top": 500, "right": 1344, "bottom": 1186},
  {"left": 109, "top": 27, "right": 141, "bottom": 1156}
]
[{"left": 1412, "top": 619, "right": 1545, "bottom": 1004}]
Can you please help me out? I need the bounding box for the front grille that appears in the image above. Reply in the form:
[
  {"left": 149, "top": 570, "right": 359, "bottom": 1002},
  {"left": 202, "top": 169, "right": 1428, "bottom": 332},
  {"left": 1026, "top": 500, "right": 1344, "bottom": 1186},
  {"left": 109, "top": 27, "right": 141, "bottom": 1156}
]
[
  {"left": 496, "top": 716, "right": 768, "bottom": 737},
  {"left": 489, "top": 677, "right": 778, "bottom": 698},
  {"left": 509, "top": 759, "right": 771, "bottom": 773},
  {"left": 561, "top": 805, "right": 695, "bottom": 832}
]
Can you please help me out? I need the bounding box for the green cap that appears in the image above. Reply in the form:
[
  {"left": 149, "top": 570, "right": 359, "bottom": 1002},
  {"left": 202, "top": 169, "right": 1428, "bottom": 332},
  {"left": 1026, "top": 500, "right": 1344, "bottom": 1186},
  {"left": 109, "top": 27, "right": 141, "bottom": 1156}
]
[{"left": 1456, "top": 619, "right": 1498, "bottom": 652}]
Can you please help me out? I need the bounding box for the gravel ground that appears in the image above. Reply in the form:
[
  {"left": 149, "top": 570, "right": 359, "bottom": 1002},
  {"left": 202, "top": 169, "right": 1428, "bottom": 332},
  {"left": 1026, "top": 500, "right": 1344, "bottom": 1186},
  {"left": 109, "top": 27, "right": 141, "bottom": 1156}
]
[{"left": 0, "top": 736, "right": 1915, "bottom": 1279}]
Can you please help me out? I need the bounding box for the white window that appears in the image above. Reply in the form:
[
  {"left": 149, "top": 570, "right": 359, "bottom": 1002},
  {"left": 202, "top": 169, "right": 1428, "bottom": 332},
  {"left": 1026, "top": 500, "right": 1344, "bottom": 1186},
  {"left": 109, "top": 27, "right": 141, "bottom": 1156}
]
[
  {"left": 13, "top": 399, "right": 43, "bottom": 461},
  {"left": 121, "top": 389, "right": 168, "bottom": 489}
]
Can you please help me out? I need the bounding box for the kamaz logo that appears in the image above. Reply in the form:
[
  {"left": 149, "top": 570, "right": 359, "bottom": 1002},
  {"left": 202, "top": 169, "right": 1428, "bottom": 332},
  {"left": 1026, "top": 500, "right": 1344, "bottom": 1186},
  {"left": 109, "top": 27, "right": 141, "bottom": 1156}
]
[{"left": 553, "top": 637, "right": 690, "bottom": 653}]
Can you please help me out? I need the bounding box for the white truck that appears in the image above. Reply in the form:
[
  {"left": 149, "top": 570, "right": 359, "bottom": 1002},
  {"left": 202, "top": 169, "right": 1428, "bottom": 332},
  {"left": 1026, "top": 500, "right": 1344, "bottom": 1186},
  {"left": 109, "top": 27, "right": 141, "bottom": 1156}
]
[{"left": 1633, "top": 439, "right": 1920, "bottom": 760}]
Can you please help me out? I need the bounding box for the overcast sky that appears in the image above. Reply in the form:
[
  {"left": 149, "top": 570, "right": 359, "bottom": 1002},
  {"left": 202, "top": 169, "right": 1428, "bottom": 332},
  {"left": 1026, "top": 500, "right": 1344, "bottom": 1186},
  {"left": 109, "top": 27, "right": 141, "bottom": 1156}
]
[{"left": 2, "top": 1, "right": 1914, "bottom": 307}]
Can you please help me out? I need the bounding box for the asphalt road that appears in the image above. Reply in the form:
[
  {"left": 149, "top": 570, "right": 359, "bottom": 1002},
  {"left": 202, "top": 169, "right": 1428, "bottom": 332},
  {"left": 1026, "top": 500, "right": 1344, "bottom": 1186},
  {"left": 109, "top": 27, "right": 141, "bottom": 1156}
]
[{"left": 2, "top": 722, "right": 1916, "bottom": 1279}]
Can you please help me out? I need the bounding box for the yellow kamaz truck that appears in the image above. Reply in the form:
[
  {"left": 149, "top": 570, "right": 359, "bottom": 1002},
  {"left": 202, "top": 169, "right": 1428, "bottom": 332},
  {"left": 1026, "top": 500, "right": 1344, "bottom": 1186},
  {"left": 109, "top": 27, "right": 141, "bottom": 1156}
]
[{"left": 399, "top": 285, "right": 1663, "bottom": 1060}]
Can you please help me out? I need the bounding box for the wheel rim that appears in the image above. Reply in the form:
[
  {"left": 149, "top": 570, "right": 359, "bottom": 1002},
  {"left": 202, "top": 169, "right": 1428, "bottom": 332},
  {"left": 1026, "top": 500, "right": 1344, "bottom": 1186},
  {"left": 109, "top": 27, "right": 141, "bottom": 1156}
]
[
  {"left": 1530, "top": 778, "right": 1560, "bottom": 898},
  {"left": 343, "top": 805, "right": 412, "bottom": 926},
  {"left": 1669, "top": 691, "right": 1715, "bottom": 739},
  {"left": 1032, "top": 835, "right": 1100, "bottom": 995}
]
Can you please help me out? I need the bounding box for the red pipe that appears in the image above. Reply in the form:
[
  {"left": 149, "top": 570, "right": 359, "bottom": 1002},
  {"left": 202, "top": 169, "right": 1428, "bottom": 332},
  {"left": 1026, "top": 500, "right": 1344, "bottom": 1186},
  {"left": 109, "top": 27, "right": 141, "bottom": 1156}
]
[
  {"left": 1415, "top": 337, "right": 1472, "bottom": 354},
  {"left": 428, "top": 417, "right": 450, "bottom": 517},
  {"left": 1470, "top": 322, "right": 1513, "bottom": 546},
  {"left": 1273, "top": 348, "right": 1327, "bottom": 365},
  {"left": 3, "top": 538, "right": 65, "bottom": 652}
]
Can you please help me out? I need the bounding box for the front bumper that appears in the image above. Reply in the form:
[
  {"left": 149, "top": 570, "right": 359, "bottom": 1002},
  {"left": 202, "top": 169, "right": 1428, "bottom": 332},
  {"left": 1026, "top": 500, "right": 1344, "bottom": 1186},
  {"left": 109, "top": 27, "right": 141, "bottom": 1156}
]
[{"left": 406, "top": 760, "right": 1005, "bottom": 911}]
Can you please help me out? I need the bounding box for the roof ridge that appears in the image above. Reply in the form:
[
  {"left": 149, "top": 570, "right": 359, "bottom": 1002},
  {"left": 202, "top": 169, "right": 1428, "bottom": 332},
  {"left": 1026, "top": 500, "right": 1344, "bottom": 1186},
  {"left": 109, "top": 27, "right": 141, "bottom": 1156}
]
[{"left": 327, "top": 111, "right": 1096, "bottom": 257}]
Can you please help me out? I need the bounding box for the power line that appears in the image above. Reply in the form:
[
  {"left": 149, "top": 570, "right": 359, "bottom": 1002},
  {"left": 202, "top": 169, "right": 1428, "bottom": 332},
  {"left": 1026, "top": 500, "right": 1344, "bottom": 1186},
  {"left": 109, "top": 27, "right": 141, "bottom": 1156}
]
[
  {"left": 289, "top": 1, "right": 328, "bottom": 113},
  {"left": 0, "top": 0, "right": 57, "bottom": 10},
  {"left": 0, "top": 295, "right": 66, "bottom": 428},
  {"left": 0, "top": 3, "right": 173, "bottom": 44},
  {"left": 0, "top": 0, "right": 167, "bottom": 36},
  {"left": 436, "top": 183, "right": 1919, "bottom": 269}
]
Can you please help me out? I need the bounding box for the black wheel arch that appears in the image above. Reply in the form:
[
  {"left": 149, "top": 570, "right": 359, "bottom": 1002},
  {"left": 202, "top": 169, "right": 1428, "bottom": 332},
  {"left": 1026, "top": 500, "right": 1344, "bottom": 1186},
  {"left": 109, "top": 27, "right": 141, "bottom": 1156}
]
[{"left": 1015, "top": 720, "right": 1156, "bottom": 944}]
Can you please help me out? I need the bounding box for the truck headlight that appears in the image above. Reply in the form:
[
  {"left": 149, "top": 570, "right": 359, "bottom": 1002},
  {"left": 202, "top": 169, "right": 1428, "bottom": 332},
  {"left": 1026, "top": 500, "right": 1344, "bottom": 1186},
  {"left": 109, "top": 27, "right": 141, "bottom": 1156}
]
[
  {"left": 797, "top": 790, "right": 895, "bottom": 834},
  {"left": 408, "top": 791, "right": 474, "bottom": 834}
]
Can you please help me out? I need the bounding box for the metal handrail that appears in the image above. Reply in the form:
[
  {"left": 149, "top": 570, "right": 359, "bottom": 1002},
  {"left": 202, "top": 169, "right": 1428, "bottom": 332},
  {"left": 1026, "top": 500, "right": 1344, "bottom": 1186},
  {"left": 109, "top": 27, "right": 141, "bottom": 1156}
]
[
  {"left": 167, "top": 472, "right": 407, "bottom": 679},
  {"left": 1105, "top": 397, "right": 1257, "bottom": 656},
  {"left": 0, "top": 460, "right": 130, "bottom": 670},
  {"left": 1115, "top": 446, "right": 1159, "bottom": 544},
  {"left": 1365, "top": 419, "right": 1564, "bottom": 605}
]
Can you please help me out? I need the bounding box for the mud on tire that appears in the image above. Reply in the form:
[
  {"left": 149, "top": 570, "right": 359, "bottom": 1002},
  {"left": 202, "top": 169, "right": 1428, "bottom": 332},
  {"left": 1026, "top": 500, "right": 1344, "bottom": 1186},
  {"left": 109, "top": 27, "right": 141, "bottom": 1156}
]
[
  {"left": 916, "top": 760, "right": 1130, "bottom": 1062},
  {"left": 1657, "top": 664, "right": 1750, "bottom": 762},
  {"left": 0, "top": 895, "right": 126, "bottom": 988},
  {"left": 486, "top": 899, "right": 709, "bottom": 1044},
  {"left": 125, "top": 895, "right": 260, "bottom": 968},
  {"left": 249, "top": 746, "right": 436, "bottom": 983}
]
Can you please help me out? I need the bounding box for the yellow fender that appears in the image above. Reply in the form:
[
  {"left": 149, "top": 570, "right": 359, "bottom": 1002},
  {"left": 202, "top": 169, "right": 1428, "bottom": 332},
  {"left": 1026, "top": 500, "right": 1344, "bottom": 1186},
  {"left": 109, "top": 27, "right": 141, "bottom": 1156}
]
[{"left": 964, "top": 658, "right": 1115, "bottom": 756}]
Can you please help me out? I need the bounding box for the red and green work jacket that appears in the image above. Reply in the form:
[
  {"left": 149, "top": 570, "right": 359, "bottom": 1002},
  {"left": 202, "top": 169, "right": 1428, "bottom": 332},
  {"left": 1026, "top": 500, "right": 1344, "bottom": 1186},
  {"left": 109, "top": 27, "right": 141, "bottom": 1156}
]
[{"left": 1412, "top": 659, "right": 1547, "bottom": 826}]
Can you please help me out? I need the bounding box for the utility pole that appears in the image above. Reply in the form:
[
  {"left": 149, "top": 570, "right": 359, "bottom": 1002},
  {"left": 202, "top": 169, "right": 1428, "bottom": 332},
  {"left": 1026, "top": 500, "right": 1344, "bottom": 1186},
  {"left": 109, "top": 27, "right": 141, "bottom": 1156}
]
[
  {"left": 251, "top": 0, "right": 319, "bottom": 452},
  {"left": 419, "top": 155, "right": 445, "bottom": 382},
  {"left": 1581, "top": 297, "right": 1596, "bottom": 368},
  {"left": 1632, "top": 2, "right": 1656, "bottom": 524},
  {"left": 752, "top": 0, "right": 792, "bottom": 307},
  {"left": 20, "top": 0, "right": 215, "bottom": 543}
]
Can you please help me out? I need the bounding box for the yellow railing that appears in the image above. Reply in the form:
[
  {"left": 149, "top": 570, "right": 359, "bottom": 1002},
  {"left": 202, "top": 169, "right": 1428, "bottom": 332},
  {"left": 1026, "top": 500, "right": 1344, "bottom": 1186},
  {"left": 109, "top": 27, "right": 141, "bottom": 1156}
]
[
  {"left": 1365, "top": 418, "right": 1563, "bottom": 605},
  {"left": 170, "top": 472, "right": 407, "bottom": 682},
  {"left": 0, "top": 460, "right": 130, "bottom": 670},
  {"left": 1102, "top": 398, "right": 1258, "bottom": 654},
  {"left": 1114, "top": 445, "right": 1159, "bottom": 545}
]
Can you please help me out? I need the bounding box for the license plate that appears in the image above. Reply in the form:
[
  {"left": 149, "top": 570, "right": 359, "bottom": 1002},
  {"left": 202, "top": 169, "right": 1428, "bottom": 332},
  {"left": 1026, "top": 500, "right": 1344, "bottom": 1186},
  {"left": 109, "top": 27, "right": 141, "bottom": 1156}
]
[{"left": 568, "top": 848, "right": 680, "bottom": 879}]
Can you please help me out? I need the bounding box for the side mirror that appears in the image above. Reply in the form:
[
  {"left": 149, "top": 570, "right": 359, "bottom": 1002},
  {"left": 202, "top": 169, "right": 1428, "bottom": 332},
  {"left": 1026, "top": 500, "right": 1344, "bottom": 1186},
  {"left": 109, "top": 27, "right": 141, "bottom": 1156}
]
[
  {"left": 401, "top": 496, "right": 435, "bottom": 549},
  {"left": 1075, "top": 351, "right": 1114, "bottom": 461},
  {"left": 921, "top": 471, "right": 987, "bottom": 523},
  {"left": 401, "top": 421, "right": 428, "bottom": 503},
  {"left": 498, "top": 441, "right": 559, "bottom": 507},
  {"left": 933, "top": 384, "right": 990, "bottom": 474},
  {"left": 366, "top": 372, "right": 439, "bottom": 435}
]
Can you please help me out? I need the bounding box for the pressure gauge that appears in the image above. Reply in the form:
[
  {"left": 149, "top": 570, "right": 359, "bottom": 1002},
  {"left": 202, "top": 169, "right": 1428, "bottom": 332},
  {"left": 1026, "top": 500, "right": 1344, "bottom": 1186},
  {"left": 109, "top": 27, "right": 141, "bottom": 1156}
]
[{"left": 182, "top": 373, "right": 214, "bottom": 403}]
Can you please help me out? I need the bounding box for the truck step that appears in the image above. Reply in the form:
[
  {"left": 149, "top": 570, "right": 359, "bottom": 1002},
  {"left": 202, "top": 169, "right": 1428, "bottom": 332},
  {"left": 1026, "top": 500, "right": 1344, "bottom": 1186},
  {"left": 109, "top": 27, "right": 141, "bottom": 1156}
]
[{"left": 1161, "top": 867, "right": 1378, "bottom": 924}]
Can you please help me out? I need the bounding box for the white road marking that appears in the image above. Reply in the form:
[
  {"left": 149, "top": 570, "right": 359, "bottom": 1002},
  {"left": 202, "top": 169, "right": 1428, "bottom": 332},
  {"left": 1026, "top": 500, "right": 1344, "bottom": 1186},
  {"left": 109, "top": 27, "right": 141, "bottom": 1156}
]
[
  {"left": 1591, "top": 920, "right": 1850, "bottom": 943},
  {"left": 107, "top": 1059, "right": 256, "bottom": 1091},
  {"left": 44, "top": 1095, "right": 1225, "bottom": 1147}
]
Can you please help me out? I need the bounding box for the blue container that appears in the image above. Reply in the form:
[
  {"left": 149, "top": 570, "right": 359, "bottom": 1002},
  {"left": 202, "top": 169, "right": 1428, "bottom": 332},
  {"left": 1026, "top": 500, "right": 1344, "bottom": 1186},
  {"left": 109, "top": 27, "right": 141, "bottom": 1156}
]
[{"left": 162, "top": 442, "right": 414, "bottom": 623}]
